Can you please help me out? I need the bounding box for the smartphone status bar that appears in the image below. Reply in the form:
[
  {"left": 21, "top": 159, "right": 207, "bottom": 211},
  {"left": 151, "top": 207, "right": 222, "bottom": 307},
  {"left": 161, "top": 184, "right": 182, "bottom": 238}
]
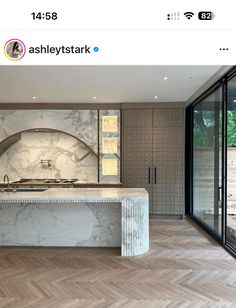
[{"left": 1, "top": 0, "right": 236, "bottom": 31}]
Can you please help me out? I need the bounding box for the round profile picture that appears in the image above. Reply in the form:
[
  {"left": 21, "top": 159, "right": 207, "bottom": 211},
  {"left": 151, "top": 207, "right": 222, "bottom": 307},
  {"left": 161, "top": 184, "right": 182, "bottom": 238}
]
[{"left": 4, "top": 39, "right": 26, "bottom": 61}]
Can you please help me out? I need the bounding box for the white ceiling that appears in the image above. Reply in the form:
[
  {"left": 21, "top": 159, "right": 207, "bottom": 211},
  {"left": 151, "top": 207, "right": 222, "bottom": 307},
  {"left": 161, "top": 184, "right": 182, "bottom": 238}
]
[{"left": 0, "top": 65, "right": 222, "bottom": 103}]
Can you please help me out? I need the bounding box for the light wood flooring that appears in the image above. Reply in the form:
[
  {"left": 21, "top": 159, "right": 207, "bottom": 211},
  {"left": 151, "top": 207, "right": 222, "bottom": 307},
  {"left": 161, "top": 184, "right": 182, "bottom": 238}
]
[{"left": 0, "top": 218, "right": 236, "bottom": 308}]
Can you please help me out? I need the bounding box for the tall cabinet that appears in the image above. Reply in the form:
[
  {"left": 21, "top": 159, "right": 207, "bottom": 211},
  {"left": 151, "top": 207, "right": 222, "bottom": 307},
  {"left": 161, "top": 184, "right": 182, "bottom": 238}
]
[{"left": 122, "top": 108, "right": 184, "bottom": 217}]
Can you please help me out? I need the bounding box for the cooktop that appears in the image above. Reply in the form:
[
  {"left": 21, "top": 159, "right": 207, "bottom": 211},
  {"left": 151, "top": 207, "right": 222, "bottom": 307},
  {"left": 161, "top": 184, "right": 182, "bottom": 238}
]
[{"left": 11, "top": 179, "right": 78, "bottom": 184}]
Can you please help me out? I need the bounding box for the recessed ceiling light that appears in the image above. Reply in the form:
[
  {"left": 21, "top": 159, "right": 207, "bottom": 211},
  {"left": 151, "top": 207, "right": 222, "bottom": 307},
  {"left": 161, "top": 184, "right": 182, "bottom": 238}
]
[
  {"left": 93, "top": 96, "right": 97, "bottom": 100},
  {"left": 32, "top": 96, "right": 36, "bottom": 100},
  {"left": 234, "top": 99, "right": 236, "bottom": 103},
  {"left": 154, "top": 96, "right": 158, "bottom": 99},
  {"left": 163, "top": 76, "right": 168, "bottom": 80}
]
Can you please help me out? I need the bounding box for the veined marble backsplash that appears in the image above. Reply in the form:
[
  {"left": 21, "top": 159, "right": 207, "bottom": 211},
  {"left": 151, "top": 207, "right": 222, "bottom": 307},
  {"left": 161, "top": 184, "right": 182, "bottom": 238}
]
[
  {"left": 0, "top": 131, "right": 98, "bottom": 181},
  {"left": 0, "top": 109, "right": 121, "bottom": 183},
  {"left": 0, "top": 110, "right": 98, "bottom": 153}
]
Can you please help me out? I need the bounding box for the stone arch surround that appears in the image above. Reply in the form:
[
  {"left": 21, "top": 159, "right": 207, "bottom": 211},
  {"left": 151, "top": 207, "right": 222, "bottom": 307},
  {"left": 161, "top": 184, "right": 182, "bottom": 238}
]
[
  {"left": 0, "top": 109, "right": 98, "bottom": 153},
  {"left": 0, "top": 110, "right": 98, "bottom": 182},
  {"left": 0, "top": 119, "right": 99, "bottom": 182}
]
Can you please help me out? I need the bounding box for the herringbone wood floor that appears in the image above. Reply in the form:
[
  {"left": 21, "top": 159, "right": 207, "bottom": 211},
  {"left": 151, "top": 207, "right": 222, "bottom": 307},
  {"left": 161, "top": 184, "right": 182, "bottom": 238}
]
[{"left": 0, "top": 219, "right": 235, "bottom": 308}]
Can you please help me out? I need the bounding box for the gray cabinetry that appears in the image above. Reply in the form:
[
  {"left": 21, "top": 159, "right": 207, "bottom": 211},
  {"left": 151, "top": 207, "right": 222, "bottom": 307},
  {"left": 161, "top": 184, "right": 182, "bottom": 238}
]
[
  {"left": 122, "top": 110, "right": 153, "bottom": 212},
  {"left": 122, "top": 108, "right": 184, "bottom": 216}
]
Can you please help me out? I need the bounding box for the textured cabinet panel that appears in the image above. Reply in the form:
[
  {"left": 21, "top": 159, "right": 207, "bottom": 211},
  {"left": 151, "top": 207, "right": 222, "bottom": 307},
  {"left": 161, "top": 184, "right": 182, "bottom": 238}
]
[
  {"left": 122, "top": 108, "right": 184, "bottom": 216},
  {"left": 123, "top": 126, "right": 153, "bottom": 213},
  {"left": 153, "top": 109, "right": 183, "bottom": 127},
  {"left": 152, "top": 126, "right": 183, "bottom": 215},
  {"left": 123, "top": 109, "right": 152, "bottom": 128}
]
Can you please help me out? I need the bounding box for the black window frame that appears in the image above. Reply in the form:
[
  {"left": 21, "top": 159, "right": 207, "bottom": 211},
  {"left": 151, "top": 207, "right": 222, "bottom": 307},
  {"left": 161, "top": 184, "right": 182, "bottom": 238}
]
[{"left": 185, "top": 66, "right": 236, "bottom": 258}]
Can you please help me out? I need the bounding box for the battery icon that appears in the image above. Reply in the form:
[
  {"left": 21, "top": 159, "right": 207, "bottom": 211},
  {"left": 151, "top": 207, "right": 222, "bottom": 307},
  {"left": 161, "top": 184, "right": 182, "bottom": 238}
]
[{"left": 198, "top": 11, "right": 215, "bottom": 20}]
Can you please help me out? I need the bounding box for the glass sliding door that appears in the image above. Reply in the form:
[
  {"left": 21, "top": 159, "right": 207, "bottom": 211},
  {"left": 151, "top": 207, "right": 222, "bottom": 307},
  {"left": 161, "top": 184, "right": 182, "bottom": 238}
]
[
  {"left": 227, "top": 75, "right": 236, "bottom": 250},
  {"left": 187, "top": 67, "right": 236, "bottom": 256},
  {"left": 193, "top": 87, "right": 223, "bottom": 238}
]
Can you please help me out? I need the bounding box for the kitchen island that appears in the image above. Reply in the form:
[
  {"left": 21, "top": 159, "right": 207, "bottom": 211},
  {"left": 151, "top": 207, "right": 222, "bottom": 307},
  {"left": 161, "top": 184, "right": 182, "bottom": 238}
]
[{"left": 0, "top": 188, "right": 149, "bottom": 256}]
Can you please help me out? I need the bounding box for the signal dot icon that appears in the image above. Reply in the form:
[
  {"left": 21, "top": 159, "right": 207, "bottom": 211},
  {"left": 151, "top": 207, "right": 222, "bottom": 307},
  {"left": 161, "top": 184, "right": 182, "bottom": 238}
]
[
  {"left": 167, "top": 12, "right": 180, "bottom": 20},
  {"left": 184, "top": 12, "right": 194, "bottom": 19}
]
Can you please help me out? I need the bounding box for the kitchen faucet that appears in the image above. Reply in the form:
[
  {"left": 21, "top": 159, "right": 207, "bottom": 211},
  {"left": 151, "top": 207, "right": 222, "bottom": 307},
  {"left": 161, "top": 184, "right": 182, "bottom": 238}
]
[{"left": 3, "top": 175, "right": 10, "bottom": 192}]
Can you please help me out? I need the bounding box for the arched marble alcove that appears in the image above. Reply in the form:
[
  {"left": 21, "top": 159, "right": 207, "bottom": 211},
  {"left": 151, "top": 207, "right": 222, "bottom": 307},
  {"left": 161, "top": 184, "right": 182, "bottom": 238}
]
[
  {"left": 0, "top": 129, "right": 98, "bottom": 182},
  {"left": 0, "top": 110, "right": 98, "bottom": 154}
]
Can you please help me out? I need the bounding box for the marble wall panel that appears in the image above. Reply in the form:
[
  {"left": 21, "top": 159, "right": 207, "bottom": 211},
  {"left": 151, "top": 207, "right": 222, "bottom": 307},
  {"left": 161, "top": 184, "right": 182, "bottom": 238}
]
[
  {"left": 0, "top": 131, "right": 98, "bottom": 181},
  {"left": 0, "top": 110, "right": 98, "bottom": 153},
  {"left": 0, "top": 109, "right": 122, "bottom": 184}
]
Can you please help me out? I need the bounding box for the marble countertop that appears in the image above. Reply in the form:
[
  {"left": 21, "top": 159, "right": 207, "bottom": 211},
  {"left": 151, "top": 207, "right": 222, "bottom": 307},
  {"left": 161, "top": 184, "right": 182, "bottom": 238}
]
[{"left": 0, "top": 188, "right": 148, "bottom": 203}]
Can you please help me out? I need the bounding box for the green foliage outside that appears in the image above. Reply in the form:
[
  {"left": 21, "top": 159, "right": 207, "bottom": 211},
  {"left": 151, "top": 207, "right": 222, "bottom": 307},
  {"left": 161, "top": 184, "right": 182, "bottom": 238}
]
[
  {"left": 227, "top": 111, "right": 236, "bottom": 146},
  {"left": 194, "top": 110, "right": 236, "bottom": 147},
  {"left": 194, "top": 111, "right": 215, "bottom": 147}
]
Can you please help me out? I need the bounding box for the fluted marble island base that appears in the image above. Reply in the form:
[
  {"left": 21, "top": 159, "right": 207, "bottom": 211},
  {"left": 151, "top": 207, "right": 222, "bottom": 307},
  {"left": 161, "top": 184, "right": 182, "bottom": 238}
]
[{"left": 0, "top": 188, "right": 149, "bottom": 256}]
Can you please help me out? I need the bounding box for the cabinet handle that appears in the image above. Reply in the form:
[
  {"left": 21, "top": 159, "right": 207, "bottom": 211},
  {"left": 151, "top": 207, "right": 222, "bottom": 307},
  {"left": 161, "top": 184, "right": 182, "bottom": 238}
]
[
  {"left": 218, "top": 187, "right": 222, "bottom": 202},
  {"left": 154, "top": 167, "right": 157, "bottom": 184},
  {"left": 148, "top": 167, "right": 151, "bottom": 184}
]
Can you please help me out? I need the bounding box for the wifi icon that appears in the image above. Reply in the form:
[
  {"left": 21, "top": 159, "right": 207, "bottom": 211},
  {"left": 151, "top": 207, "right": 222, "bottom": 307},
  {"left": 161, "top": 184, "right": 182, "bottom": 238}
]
[{"left": 184, "top": 12, "right": 194, "bottom": 19}]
